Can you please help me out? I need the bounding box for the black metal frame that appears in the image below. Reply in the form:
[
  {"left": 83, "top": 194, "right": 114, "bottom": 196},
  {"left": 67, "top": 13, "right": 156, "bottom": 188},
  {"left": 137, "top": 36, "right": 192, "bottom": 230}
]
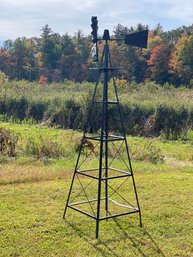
[{"left": 63, "top": 34, "right": 142, "bottom": 238}]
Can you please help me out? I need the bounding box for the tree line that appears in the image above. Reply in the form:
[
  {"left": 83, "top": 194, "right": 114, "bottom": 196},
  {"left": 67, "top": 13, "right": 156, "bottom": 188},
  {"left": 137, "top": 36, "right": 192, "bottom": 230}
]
[{"left": 0, "top": 23, "right": 193, "bottom": 86}]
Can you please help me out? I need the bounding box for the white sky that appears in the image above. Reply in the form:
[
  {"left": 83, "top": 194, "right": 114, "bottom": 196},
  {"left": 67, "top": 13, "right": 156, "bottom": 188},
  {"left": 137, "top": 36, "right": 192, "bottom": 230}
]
[{"left": 0, "top": 0, "right": 193, "bottom": 40}]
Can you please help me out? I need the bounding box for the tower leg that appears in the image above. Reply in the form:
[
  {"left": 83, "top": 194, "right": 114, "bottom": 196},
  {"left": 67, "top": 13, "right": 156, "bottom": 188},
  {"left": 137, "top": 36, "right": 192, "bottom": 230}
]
[
  {"left": 139, "top": 209, "right": 142, "bottom": 227},
  {"left": 95, "top": 45, "right": 107, "bottom": 237},
  {"left": 109, "top": 51, "right": 142, "bottom": 228},
  {"left": 63, "top": 170, "right": 76, "bottom": 219},
  {"left": 63, "top": 139, "right": 85, "bottom": 219},
  {"left": 96, "top": 218, "right": 100, "bottom": 239},
  {"left": 104, "top": 43, "right": 109, "bottom": 216}
]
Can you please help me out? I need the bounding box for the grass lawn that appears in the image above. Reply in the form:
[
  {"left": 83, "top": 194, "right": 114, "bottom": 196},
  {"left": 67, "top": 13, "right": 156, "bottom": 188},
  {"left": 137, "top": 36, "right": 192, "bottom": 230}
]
[
  {"left": 0, "top": 122, "right": 193, "bottom": 256},
  {"left": 0, "top": 167, "right": 193, "bottom": 257}
]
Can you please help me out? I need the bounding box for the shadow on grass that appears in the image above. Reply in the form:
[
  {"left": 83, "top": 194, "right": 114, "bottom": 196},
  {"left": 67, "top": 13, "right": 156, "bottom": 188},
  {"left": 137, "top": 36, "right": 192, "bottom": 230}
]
[
  {"left": 66, "top": 220, "right": 119, "bottom": 257},
  {"left": 65, "top": 217, "right": 166, "bottom": 257},
  {"left": 112, "top": 218, "right": 166, "bottom": 257}
]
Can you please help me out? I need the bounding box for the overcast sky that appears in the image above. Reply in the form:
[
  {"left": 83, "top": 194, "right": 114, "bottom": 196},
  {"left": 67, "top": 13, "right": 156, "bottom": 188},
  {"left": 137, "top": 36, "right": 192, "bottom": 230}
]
[{"left": 0, "top": 0, "right": 193, "bottom": 41}]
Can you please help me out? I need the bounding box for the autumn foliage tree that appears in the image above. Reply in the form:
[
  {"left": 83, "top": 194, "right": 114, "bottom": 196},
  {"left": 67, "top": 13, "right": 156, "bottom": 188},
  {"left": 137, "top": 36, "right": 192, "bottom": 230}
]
[
  {"left": 0, "top": 49, "right": 12, "bottom": 76},
  {"left": 147, "top": 43, "right": 170, "bottom": 84},
  {"left": 1, "top": 23, "right": 193, "bottom": 86},
  {"left": 169, "top": 36, "right": 186, "bottom": 85}
]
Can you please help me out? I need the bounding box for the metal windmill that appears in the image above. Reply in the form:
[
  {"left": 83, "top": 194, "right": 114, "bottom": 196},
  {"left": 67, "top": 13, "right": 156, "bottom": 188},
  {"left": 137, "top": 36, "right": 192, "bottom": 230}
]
[{"left": 63, "top": 17, "right": 148, "bottom": 238}]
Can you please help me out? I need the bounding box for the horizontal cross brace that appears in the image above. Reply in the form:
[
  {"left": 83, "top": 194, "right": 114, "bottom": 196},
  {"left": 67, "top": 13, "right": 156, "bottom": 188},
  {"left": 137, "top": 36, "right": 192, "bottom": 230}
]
[
  {"left": 76, "top": 167, "right": 131, "bottom": 180},
  {"left": 84, "top": 135, "right": 125, "bottom": 142},
  {"left": 99, "top": 209, "right": 139, "bottom": 221},
  {"left": 89, "top": 67, "right": 122, "bottom": 71},
  {"left": 94, "top": 101, "right": 118, "bottom": 104},
  {"left": 67, "top": 205, "right": 97, "bottom": 220},
  {"left": 67, "top": 197, "right": 139, "bottom": 221}
]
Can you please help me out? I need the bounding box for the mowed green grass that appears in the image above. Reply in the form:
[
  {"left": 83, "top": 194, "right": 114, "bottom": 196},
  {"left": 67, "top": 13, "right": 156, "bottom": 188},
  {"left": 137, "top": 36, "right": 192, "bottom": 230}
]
[{"left": 0, "top": 122, "right": 193, "bottom": 256}]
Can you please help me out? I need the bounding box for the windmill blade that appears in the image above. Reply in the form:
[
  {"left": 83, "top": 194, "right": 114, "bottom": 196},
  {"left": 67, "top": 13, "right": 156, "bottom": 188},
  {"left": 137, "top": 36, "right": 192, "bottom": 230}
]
[
  {"left": 91, "top": 16, "right": 98, "bottom": 43},
  {"left": 124, "top": 30, "right": 148, "bottom": 48},
  {"left": 91, "top": 16, "right": 98, "bottom": 62},
  {"left": 91, "top": 43, "right": 98, "bottom": 62}
]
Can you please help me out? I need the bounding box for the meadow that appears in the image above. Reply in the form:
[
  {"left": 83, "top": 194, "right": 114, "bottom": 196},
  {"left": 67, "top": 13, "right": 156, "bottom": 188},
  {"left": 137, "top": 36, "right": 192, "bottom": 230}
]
[
  {"left": 1, "top": 79, "right": 193, "bottom": 139},
  {"left": 0, "top": 122, "right": 193, "bottom": 256}
]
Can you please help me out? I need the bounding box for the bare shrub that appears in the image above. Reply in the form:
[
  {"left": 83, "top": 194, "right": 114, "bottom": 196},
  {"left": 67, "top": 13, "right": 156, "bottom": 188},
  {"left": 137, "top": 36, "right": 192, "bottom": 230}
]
[{"left": 0, "top": 127, "right": 19, "bottom": 157}]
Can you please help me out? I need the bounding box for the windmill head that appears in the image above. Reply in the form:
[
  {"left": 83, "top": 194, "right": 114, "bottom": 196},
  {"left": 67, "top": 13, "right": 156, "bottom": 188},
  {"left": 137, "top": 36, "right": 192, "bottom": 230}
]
[
  {"left": 124, "top": 29, "right": 148, "bottom": 48},
  {"left": 90, "top": 16, "right": 149, "bottom": 62}
]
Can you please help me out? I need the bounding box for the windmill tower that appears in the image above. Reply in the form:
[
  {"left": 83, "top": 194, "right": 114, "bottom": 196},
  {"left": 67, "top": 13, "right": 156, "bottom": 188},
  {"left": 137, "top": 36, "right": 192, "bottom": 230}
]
[{"left": 63, "top": 17, "right": 148, "bottom": 238}]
